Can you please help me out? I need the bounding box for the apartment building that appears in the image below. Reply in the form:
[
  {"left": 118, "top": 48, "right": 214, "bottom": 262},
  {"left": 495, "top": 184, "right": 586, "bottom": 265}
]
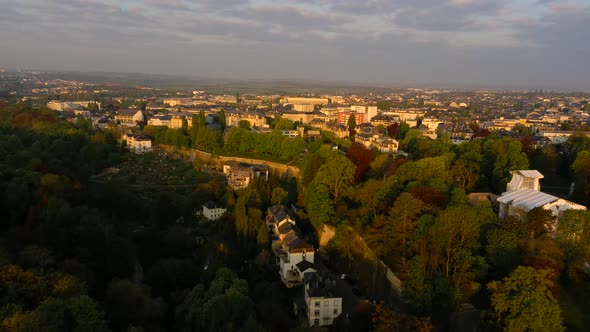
[
  {"left": 304, "top": 272, "right": 342, "bottom": 327},
  {"left": 223, "top": 162, "right": 269, "bottom": 190},
  {"left": 202, "top": 201, "right": 227, "bottom": 221}
]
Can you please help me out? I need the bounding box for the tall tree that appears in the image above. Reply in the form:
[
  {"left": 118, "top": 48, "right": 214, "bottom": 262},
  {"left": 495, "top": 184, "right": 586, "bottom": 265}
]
[
  {"left": 314, "top": 154, "right": 356, "bottom": 201},
  {"left": 572, "top": 150, "right": 590, "bottom": 205},
  {"left": 218, "top": 109, "right": 226, "bottom": 131},
  {"left": 346, "top": 142, "right": 374, "bottom": 183},
  {"left": 488, "top": 266, "right": 564, "bottom": 332},
  {"left": 347, "top": 113, "right": 357, "bottom": 135},
  {"left": 385, "top": 193, "right": 425, "bottom": 267}
]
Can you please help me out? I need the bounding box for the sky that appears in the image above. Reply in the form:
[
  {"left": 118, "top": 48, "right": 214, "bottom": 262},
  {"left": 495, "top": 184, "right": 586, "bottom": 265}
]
[{"left": 0, "top": 0, "right": 589, "bottom": 90}]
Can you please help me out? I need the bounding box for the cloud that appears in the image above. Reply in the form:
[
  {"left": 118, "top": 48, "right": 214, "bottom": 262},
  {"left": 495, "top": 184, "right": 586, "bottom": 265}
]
[{"left": 0, "top": 0, "right": 588, "bottom": 89}]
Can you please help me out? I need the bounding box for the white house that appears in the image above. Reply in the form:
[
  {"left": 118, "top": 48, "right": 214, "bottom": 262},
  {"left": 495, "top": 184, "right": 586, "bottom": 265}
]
[
  {"left": 122, "top": 133, "right": 153, "bottom": 154},
  {"left": 267, "top": 204, "right": 316, "bottom": 287},
  {"left": 202, "top": 202, "right": 227, "bottom": 221},
  {"left": 303, "top": 272, "right": 342, "bottom": 327},
  {"left": 497, "top": 170, "right": 586, "bottom": 224}
]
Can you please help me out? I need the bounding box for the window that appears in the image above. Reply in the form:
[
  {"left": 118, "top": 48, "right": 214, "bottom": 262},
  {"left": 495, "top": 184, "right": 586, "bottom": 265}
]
[
  {"left": 324, "top": 300, "right": 329, "bottom": 307},
  {"left": 333, "top": 309, "right": 338, "bottom": 315},
  {"left": 314, "top": 319, "right": 320, "bottom": 326},
  {"left": 315, "top": 301, "right": 320, "bottom": 307},
  {"left": 334, "top": 300, "right": 338, "bottom": 306},
  {"left": 314, "top": 310, "right": 320, "bottom": 316}
]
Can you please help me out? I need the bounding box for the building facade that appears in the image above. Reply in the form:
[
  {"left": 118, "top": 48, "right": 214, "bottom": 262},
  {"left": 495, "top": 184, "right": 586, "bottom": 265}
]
[
  {"left": 266, "top": 204, "right": 316, "bottom": 288},
  {"left": 303, "top": 272, "right": 342, "bottom": 327},
  {"left": 497, "top": 170, "right": 586, "bottom": 227},
  {"left": 203, "top": 202, "right": 227, "bottom": 221}
]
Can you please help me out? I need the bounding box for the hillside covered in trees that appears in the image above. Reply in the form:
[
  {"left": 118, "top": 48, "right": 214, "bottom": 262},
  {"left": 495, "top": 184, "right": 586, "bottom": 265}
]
[
  {"left": 0, "top": 102, "right": 299, "bottom": 331},
  {"left": 2, "top": 100, "right": 590, "bottom": 331}
]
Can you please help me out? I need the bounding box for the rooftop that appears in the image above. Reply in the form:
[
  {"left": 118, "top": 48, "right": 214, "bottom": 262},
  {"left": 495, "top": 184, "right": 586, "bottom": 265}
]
[
  {"left": 304, "top": 272, "right": 339, "bottom": 298},
  {"left": 497, "top": 188, "right": 558, "bottom": 210}
]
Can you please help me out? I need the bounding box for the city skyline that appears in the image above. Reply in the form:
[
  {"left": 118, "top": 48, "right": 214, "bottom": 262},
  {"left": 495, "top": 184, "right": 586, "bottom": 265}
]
[{"left": 1, "top": 0, "right": 589, "bottom": 90}]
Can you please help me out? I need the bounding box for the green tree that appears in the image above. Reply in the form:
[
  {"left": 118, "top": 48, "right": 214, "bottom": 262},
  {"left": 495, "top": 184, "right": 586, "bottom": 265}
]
[
  {"left": 430, "top": 205, "right": 488, "bottom": 299},
  {"left": 488, "top": 266, "right": 564, "bottom": 332},
  {"left": 272, "top": 117, "right": 294, "bottom": 130},
  {"left": 238, "top": 120, "right": 251, "bottom": 130},
  {"left": 314, "top": 154, "right": 356, "bottom": 201},
  {"left": 385, "top": 193, "right": 424, "bottom": 267},
  {"left": 347, "top": 113, "right": 356, "bottom": 134},
  {"left": 11, "top": 295, "right": 109, "bottom": 332},
  {"left": 256, "top": 224, "right": 269, "bottom": 245},
  {"left": 572, "top": 150, "right": 590, "bottom": 205},
  {"left": 270, "top": 187, "right": 288, "bottom": 205},
  {"left": 557, "top": 209, "right": 590, "bottom": 246},
  {"left": 218, "top": 109, "right": 226, "bottom": 131},
  {"left": 485, "top": 228, "right": 521, "bottom": 277},
  {"left": 103, "top": 279, "right": 166, "bottom": 331},
  {"left": 304, "top": 183, "right": 334, "bottom": 229}
]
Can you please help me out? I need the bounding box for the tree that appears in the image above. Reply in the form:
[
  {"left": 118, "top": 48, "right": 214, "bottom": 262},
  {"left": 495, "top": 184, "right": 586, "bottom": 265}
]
[
  {"left": 218, "top": 109, "right": 226, "bottom": 131},
  {"left": 256, "top": 224, "right": 269, "bottom": 245},
  {"left": 346, "top": 142, "right": 374, "bottom": 183},
  {"left": 488, "top": 266, "right": 564, "bottom": 332},
  {"left": 177, "top": 267, "right": 258, "bottom": 331},
  {"left": 485, "top": 228, "right": 521, "bottom": 277},
  {"left": 332, "top": 225, "right": 357, "bottom": 269},
  {"left": 430, "top": 205, "right": 488, "bottom": 299},
  {"left": 9, "top": 295, "right": 109, "bottom": 332},
  {"left": 373, "top": 303, "right": 432, "bottom": 332},
  {"left": 572, "top": 150, "right": 590, "bottom": 205},
  {"left": 347, "top": 113, "right": 356, "bottom": 134},
  {"left": 386, "top": 123, "right": 399, "bottom": 139},
  {"left": 104, "top": 279, "right": 167, "bottom": 331},
  {"left": 270, "top": 187, "right": 288, "bottom": 205},
  {"left": 384, "top": 193, "right": 424, "bottom": 267},
  {"left": 314, "top": 154, "right": 356, "bottom": 201},
  {"left": 238, "top": 120, "right": 251, "bottom": 130},
  {"left": 304, "top": 183, "right": 334, "bottom": 229},
  {"left": 557, "top": 209, "right": 590, "bottom": 246},
  {"left": 272, "top": 117, "right": 294, "bottom": 130}
]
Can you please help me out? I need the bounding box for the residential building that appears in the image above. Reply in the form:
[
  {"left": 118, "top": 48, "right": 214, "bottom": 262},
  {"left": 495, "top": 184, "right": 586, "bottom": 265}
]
[
  {"left": 337, "top": 112, "right": 367, "bottom": 126},
  {"left": 226, "top": 111, "right": 267, "bottom": 128},
  {"left": 303, "top": 272, "right": 342, "bottom": 327},
  {"left": 169, "top": 115, "right": 189, "bottom": 129},
  {"left": 202, "top": 202, "right": 227, "bottom": 221},
  {"left": 214, "top": 95, "right": 238, "bottom": 104},
  {"left": 306, "top": 130, "right": 321, "bottom": 142},
  {"left": 281, "top": 97, "right": 330, "bottom": 105},
  {"left": 351, "top": 105, "right": 378, "bottom": 122},
  {"left": 47, "top": 100, "right": 101, "bottom": 111},
  {"left": 281, "top": 130, "right": 301, "bottom": 138},
  {"left": 267, "top": 204, "right": 316, "bottom": 288},
  {"left": 121, "top": 133, "right": 153, "bottom": 154},
  {"left": 293, "top": 104, "right": 315, "bottom": 112},
  {"left": 356, "top": 134, "right": 399, "bottom": 153},
  {"left": 147, "top": 115, "right": 172, "bottom": 127},
  {"left": 281, "top": 111, "right": 316, "bottom": 124},
  {"left": 223, "top": 162, "right": 269, "bottom": 190},
  {"left": 497, "top": 170, "right": 586, "bottom": 228},
  {"left": 115, "top": 110, "right": 145, "bottom": 126}
]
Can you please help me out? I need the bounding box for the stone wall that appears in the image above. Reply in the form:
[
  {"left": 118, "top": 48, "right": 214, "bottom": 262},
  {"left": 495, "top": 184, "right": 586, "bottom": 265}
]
[{"left": 161, "top": 145, "right": 300, "bottom": 180}]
